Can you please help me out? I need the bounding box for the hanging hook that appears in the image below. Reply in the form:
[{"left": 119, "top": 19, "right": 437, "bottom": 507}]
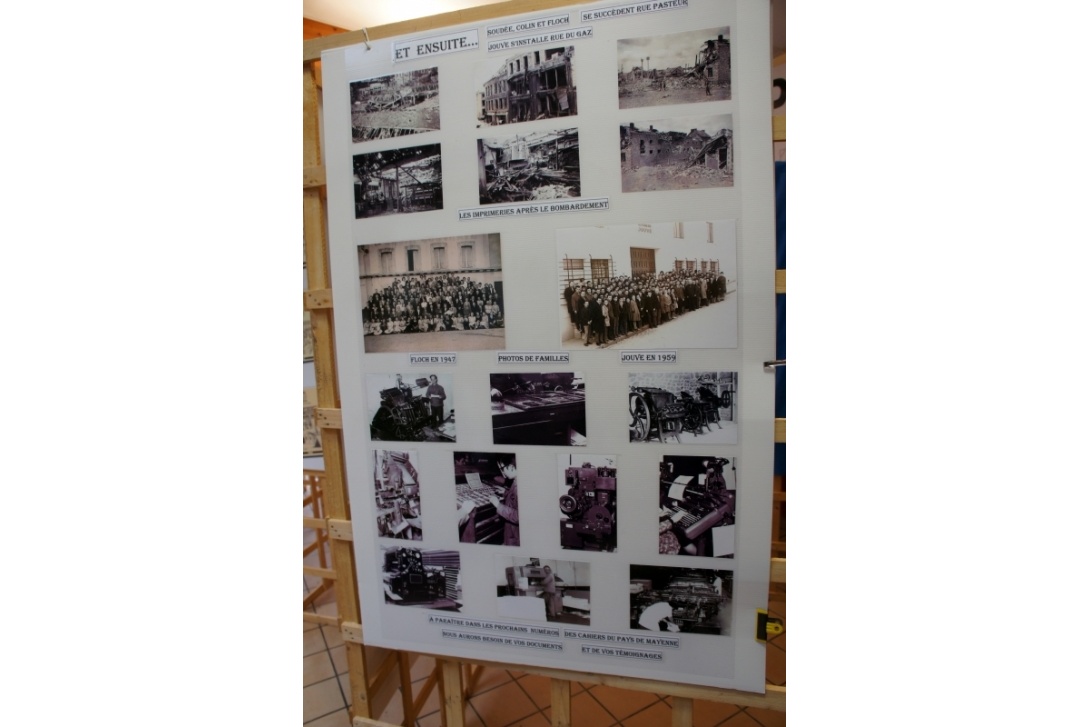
[{"left": 362, "top": 26, "right": 371, "bottom": 51}]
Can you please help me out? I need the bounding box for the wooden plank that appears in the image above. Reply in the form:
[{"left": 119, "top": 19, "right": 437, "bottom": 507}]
[
  {"left": 774, "top": 418, "right": 785, "bottom": 443},
  {"left": 550, "top": 679, "right": 571, "bottom": 727},
  {"left": 368, "top": 651, "right": 400, "bottom": 696},
  {"left": 352, "top": 718, "right": 401, "bottom": 727},
  {"left": 439, "top": 659, "right": 466, "bottom": 727},
  {"left": 342, "top": 621, "right": 365, "bottom": 644},
  {"left": 672, "top": 696, "right": 693, "bottom": 727},
  {"left": 772, "top": 115, "right": 786, "bottom": 142},
  {"left": 304, "top": 164, "right": 326, "bottom": 189},
  {"left": 304, "top": 17, "right": 350, "bottom": 40},
  {"left": 775, "top": 269, "right": 785, "bottom": 294},
  {"left": 302, "top": 612, "right": 340, "bottom": 627},
  {"left": 303, "top": 288, "right": 333, "bottom": 310},
  {"left": 303, "top": 517, "right": 326, "bottom": 530},
  {"left": 303, "top": 566, "right": 336, "bottom": 580},
  {"left": 770, "top": 558, "right": 786, "bottom": 584},
  {"left": 317, "top": 407, "right": 343, "bottom": 429},
  {"left": 398, "top": 653, "right": 416, "bottom": 725},
  {"left": 328, "top": 518, "right": 354, "bottom": 541},
  {"left": 412, "top": 666, "right": 439, "bottom": 717}
]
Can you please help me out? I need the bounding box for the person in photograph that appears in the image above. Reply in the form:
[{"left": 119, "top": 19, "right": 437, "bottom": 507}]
[
  {"left": 487, "top": 458, "right": 520, "bottom": 546},
  {"left": 542, "top": 565, "right": 563, "bottom": 618},
  {"left": 425, "top": 374, "right": 447, "bottom": 426}
]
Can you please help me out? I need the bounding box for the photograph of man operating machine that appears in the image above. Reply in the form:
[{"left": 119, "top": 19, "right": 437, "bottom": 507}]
[{"left": 453, "top": 451, "right": 519, "bottom": 546}]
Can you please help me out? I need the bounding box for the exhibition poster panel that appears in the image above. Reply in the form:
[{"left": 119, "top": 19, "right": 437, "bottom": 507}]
[{"left": 322, "top": 0, "right": 775, "bottom": 692}]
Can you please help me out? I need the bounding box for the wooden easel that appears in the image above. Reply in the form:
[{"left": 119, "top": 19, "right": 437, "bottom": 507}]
[{"left": 304, "top": 3, "right": 786, "bottom": 724}]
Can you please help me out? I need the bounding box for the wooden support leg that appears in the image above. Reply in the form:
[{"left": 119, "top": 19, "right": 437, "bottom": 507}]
[
  {"left": 672, "top": 696, "right": 694, "bottom": 727},
  {"left": 550, "top": 679, "right": 571, "bottom": 727},
  {"left": 398, "top": 653, "right": 414, "bottom": 727},
  {"left": 439, "top": 659, "right": 465, "bottom": 727}
]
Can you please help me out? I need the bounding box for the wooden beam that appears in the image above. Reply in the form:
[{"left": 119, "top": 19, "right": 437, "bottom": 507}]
[
  {"left": 303, "top": 288, "right": 333, "bottom": 310},
  {"left": 774, "top": 418, "right": 785, "bottom": 443},
  {"left": 303, "top": 566, "right": 336, "bottom": 580},
  {"left": 550, "top": 679, "right": 571, "bottom": 727},
  {"left": 770, "top": 558, "right": 786, "bottom": 584},
  {"left": 304, "top": 17, "right": 350, "bottom": 40},
  {"left": 328, "top": 518, "right": 354, "bottom": 541},
  {"left": 302, "top": 612, "right": 340, "bottom": 628},
  {"left": 772, "top": 116, "right": 786, "bottom": 142},
  {"left": 775, "top": 269, "right": 785, "bottom": 294},
  {"left": 317, "top": 407, "right": 343, "bottom": 429},
  {"left": 303, "top": 517, "right": 326, "bottom": 530},
  {"left": 672, "top": 696, "right": 693, "bottom": 727},
  {"left": 342, "top": 621, "right": 365, "bottom": 644},
  {"left": 304, "top": 164, "right": 326, "bottom": 189},
  {"left": 440, "top": 660, "right": 466, "bottom": 727}
]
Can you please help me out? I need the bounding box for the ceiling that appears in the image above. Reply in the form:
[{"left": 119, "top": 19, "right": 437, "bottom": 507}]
[{"left": 303, "top": 0, "right": 786, "bottom": 58}]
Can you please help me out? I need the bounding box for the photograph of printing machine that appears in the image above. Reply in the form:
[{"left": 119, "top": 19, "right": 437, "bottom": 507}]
[
  {"left": 372, "top": 449, "right": 423, "bottom": 541},
  {"left": 454, "top": 451, "right": 519, "bottom": 546},
  {"left": 381, "top": 545, "right": 462, "bottom": 611},
  {"left": 366, "top": 372, "right": 456, "bottom": 443},
  {"left": 628, "top": 371, "right": 737, "bottom": 444},
  {"left": 489, "top": 372, "right": 587, "bottom": 446},
  {"left": 494, "top": 556, "right": 591, "bottom": 625},
  {"left": 629, "top": 565, "right": 732, "bottom": 635},
  {"left": 558, "top": 454, "right": 618, "bottom": 552},
  {"left": 658, "top": 455, "right": 737, "bottom": 558}
]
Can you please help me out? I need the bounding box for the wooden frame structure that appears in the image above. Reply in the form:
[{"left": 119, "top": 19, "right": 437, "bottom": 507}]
[{"left": 304, "top": 3, "right": 786, "bottom": 724}]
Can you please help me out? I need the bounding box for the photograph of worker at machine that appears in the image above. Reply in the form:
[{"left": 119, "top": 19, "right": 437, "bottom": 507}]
[
  {"left": 629, "top": 371, "right": 737, "bottom": 444},
  {"left": 366, "top": 373, "right": 455, "bottom": 443},
  {"left": 453, "top": 451, "right": 520, "bottom": 546},
  {"left": 630, "top": 565, "right": 731, "bottom": 635},
  {"left": 558, "top": 454, "right": 618, "bottom": 552},
  {"left": 372, "top": 449, "right": 423, "bottom": 541},
  {"left": 476, "top": 128, "right": 580, "bottom": 205},
  {"left": 657, "top": 455, "right": 737, "bottom": 558},
  {"left": 495, "top": 556, "right": 591, "bottom": 626},
  {"left": 489, "top": 372, "right": 586, "bottom": 446},
  {"left": 381, "top": 545, "right": 462, "bottom": 611}
]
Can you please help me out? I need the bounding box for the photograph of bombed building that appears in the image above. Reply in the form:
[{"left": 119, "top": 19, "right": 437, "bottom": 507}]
[
  {"left": 556, "top": 220, "right": 738, "bottom": 350},
  {"left": 620, "top": 114, "right": 733, "bottom": 193},
  {"left": 350, "top": 67, "right": 440, "bottom": 142},
  {"left": 353, "top": 143, "right": 443, "bottom": 218},
  {"left": 477, "top": 128, "right": 580, "bottom": 205},
  {"left": 558, "top": 454, "right": 617, "bottom": 553},
  {"left": 617, "top": 26, "right": 731, "bottom": 109},
  {"left": 381, "top": 545, "right": 462, "bottom": 611},
  {"left": 366, "top": 373, "right": 456, "bottom": 442},
  {"left": 359, "top": 233, "right": 505, "bottom": 353},
  {"left": 495, "top": 556, "right": 591, "bottom": 626},
  {"left": 628, "top": 372, "right": 737, "bottom": 445},
  {"left": 372, "top": 449, "right": 424, "bottom": 541},
  {"left": 630, "top": 565, "right": 732, "bottom": 635},
  {"left": 657, "top": 455, "right": 737, "bottom": 558},
  {"left": 475, "top": 46, "right": 577, "bottom": 127}
]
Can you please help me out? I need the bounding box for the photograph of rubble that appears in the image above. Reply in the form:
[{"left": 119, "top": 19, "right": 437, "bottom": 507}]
[
  {"left": 557, "top": 454, "right": 617, "bottom": 553},
  {"left": 656, "top": 455, "right": 736, "bottom": 559},
  {"left": 353, "top": 143, "right": 443, "bottom": 218},
  {"left": 628, "top": 372, "right": 737, "bottom": 445},
  {"left": 617, "top": 26, "right": 731, "bottom": 110},
  {"left": 630, "top": 565, "right": 732, "bottom": 635},
  {"left": 350, "top": 67, "right": 440, "bottom": 142},
  {"left": 477, "top": 128, "right": 580, "bottom": 205},
  {"left": 359, "top": 233, "right": 505, "bottom": 353},
  {"left": 475, "top": 46, "right": 577, "bottom": 127},
  {"left": 619, "top": 114, "right": 733, "bottom": 193},
  {"left": 381, "top": 545, "right": 462, "bottom": 611},
  {"left": 556, "top": 219, "right": 738, "bottom": 350},
  {"left": 372, "top": 449, "right": 424, "bottom": 541}
]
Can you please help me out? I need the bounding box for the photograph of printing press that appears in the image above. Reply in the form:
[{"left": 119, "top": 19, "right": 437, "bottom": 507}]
[
  {"left": 630, "top": 565, "right": 732, "bottom": 635},
  {"left": 372, "top": 449, "right": 423, "bottom": 541},
  {"left": 453, "top": 451, "right": 520, "bottom": 546},
  {"left": 381, "top": 545, "right": 462, "bottom": 611},
  {"left": 629, "top": 371, "right": 737, "bottom": 444},
  {"left": 495, "top": 556, "right": 591, "bottom": 626},
  {"left": 657, "top": 455, "right": 737, "bottom": 558},
  {"left": 489, "top": 372, "right": 587, "bottom": 446},
  {"left": 558, "top": 454, "right": 617, "bottom": 552},
  {"left": 366, "top": 372, "right": 455, "bottom": 442}
]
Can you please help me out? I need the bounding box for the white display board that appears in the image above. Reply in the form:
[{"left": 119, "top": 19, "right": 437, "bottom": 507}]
[{"left": 322, "top": 0, "right": 775, "bottom": 693}]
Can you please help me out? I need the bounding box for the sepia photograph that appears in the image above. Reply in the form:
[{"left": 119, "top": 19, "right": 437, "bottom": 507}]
[
  {"left": 366, "top": 373, "right": 456, "bottom": 442},
  {"left": 630, "top": 565, "right": 732, "bottom": 635},
  {"left": 557, "top": 220, "right": 738, "bottom": 350},
  {"left": 656, "top": 455, "right": 737, "bottom": 559},
  {"left": 619, "top": 114, "right": 733, "bottom": 193},
  {"left": 381, "top": 546, "right": 462, "bottom": 611},
  {"left": 359, "top": 233, "right": 505, "bottom": 353},
  {"left": 495, "top": 556, "right": 591, "bottom": 626},
  {"left": 477, "top": 128, "right": 580, "bottom": 205},
  {"left": 303, "top": 387, "right": 321, "bottom": 457},
  {"left": 372, "top": 449, "right": 423, "bottom": 541},
  {"left": 558, "top": 454, "right": 617, "bottom": 552},
  {"left": 490, "top": 372, "right": 587, "bottom": 446},
  {"left": 475, "top": 47, "right": 578, "bottom": 127},
  {"left": 628, "top": 372, "right": 737, "bottom": 444},
  {"left": 350, "top": 67, "right": 440, "bottom": 142},
  {"left": 354, "top": 143, "right": 443, "bottom": 218},
  {"left": 617, "top": 26, "right": 731, "bottom": 109},
  {"left": 303, "top": 310, "right": 314, "bottom": 361},
  {"left": 453, "top": 451, "right": 520, "bottom": 546}
]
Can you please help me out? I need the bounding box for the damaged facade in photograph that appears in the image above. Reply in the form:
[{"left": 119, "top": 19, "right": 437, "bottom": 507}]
[
  {"left": 617, "top": 27, "right": 731, "bottom": 109},
  {"left": 619, "top": 115, "right": 733, "bottom": 193},
  {"left": 477, "top": 47, "right": 577, "bottom": 126},
  {"left": 350, "top": 67, "right": 440, "bottom": 142},
  {"left": 477, "top": 128, "right": 581, "bottom": 204},
  {"left": 354, "top": 143, "right": 443, "bottom": 218}
]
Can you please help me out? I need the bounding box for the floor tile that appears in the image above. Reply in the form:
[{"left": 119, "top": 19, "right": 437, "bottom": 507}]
[
  {"left": 586, "top": 685, "right": 661, "bottom": 722},
  {"left": 304, "top": 627, "right": 328, "bottom": 657},
  {"left": 618, "top": 699, "right": 672, "bottom": 727},
  {"left": 412, "top": 676, "right": 443, "bottom": 719},
  {"left": 322, "top": 624, "right": 345, "bottom": 649},
  {"left": 466, "top": 666, "right": 514, "bottom": 696},
  {"left": 329, "top": 644, "right": 348, "bottom": 675},
  {"left": 513, "top": 673, "right": 552, "bottom": 710},
  {"left": 765, "top": 643, "right": 785, "bottom": 686},
  {"left": 720, "top": 710, "right": 763, "bottom": 727},
  {"left": 304, "top": 676, "right": 347, "bottom": 723},
  {"left": 304, "top": 707, "right": 351, "bottom": 727},
  {"left": 568, "top": 691, "right": 616, "bottom": 726},
  {"left": 377, "top": 688, "right": 405, "bottom": 726},
  {"left": 691, "top": 698, "right": 741, "bottom": 727},
  {"left": 304, "top": 651, "right": 336, "bottom": 687},
  {"left": 410, "top": 654, "right": 437, "bottom": 682},
  {"left": 500, "top": 712, "right": 550, "bottom": 727},
  {"left": 467, "top": 680, "right": 539, "bottom": 727},
  {"left": 745, "top": 706, "right": 787, "bottom": 727}
]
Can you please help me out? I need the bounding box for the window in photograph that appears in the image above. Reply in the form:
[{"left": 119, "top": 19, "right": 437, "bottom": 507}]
[
  {"left": 590, "top": 258, "right": 611, "bottom": 280},
  {"left": 433, "top": 246, "right": 447, "bottom": 270},
  {"left": 380, "top": 250, "right": 393, "bottom": 275},
  {"left": 460, "top": 244, "right": 474, "bottom": 269}
]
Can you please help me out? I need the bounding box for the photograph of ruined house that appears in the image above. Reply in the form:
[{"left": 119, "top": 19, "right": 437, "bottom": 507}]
[
  {"left": 619, "top": 114, "right": 733, "bottom": 193},
  {"left": 349, "top": 67, "right": 440, "bottom": 142},
  {"left": 477, "top": 128, "right": 581, "bottom": 205},
  {"left": 475, "top": 47, "right": 577, "bottom": 127},
  {"left": 617, "top": 26, "right": 731, "bottom": 110},
  {"left": 353, "top": 143, "right": 443, "bottom": 219}
]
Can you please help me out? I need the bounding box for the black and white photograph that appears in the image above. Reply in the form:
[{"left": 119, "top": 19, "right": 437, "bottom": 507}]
[
  {"left": 303, "top": 387, "right": 321, "bottom": 457},
  {"left": 557, "top": 220, "right": 737, "bottom": 350},
  {"left": 477, "top": 128, "right": 580, "bottom": 205},
  {"left": 630, "top": 565, "right": 732, "bottom": 635},
  {"left": 350, "top": 67, "right": 440, "bottom": 142},
  {"left": 657, "top": 455, "right": 736, "bottom": 559},
  {"left": 453, "top": 451, "right": 520, "bottom": 546},
  {"left": 558, "top": 454, "right": 617, "bottom": 552},
  {"left": 619, "top": 114, "right": 733, "bottom": 193},
  {"left": 359, "top": 233, "right": 505, "bottom": 353},
  {"left": 495, "top": 556, "right": 591, "bottom": 626},
  {"left": 353, "top": 143, "right": 443, "bottom": 218},
  {"left": 475, "top": 46, "right": 578, "bottom": 127},
  {"left": 372, "top": 449, "right": 423, "bottom": 541},
  {"left": 617, "top": 26, "right": 731, "bottom": 109},
  {"left": 381, "top": 546, "right": 462, "bottom": 611},
  {"left": 490, "top": 372, "right": 587, "bottom": 446},
  {"left": 629, "top": 372, "right": 737, "bottom": 444},
  {"left": 366, "top": 373, "right": 456, "bottom": 442}
]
